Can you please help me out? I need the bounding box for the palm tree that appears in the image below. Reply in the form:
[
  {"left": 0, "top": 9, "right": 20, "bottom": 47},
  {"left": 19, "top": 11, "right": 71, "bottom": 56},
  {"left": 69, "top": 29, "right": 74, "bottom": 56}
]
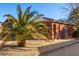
[{"left": 1, "top": 4, "right": 47, "bottom": 47}]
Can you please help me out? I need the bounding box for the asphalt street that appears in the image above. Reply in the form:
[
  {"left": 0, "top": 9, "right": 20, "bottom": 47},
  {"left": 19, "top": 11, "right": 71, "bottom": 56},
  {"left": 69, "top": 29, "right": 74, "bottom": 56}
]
[{"left": 41, "top": 42, "right": 79, "bottom": 56}]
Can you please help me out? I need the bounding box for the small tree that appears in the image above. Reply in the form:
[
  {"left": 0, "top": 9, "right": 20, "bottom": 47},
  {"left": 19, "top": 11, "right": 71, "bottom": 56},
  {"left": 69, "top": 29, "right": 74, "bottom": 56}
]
[{"left": 63, "top": 3, "right": 79, "bottom": 28}]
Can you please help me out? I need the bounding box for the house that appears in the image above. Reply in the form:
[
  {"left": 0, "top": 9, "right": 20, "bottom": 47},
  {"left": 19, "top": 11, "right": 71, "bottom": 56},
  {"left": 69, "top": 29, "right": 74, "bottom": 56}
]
[{"left": 37, "top": 17, "right": 76, "bottom": 39}]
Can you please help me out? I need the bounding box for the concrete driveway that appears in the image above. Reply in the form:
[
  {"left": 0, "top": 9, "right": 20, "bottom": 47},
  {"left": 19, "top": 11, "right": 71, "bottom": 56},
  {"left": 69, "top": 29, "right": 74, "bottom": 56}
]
[{"left": 42, "top": 42, "right": 79, "bottom": 56}]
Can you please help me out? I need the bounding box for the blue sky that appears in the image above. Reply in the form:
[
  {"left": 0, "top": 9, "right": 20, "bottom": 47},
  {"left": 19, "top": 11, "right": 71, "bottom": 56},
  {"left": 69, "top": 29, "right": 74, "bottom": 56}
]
[{"left": 0, "top": 3, "right": 69, "bottom": 22}]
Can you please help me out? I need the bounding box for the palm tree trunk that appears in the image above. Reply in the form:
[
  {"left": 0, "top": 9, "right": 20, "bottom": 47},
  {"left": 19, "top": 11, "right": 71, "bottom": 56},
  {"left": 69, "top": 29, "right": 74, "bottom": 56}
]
[{"left": 18, "top": 40, "right": 26, "bottom": 47}]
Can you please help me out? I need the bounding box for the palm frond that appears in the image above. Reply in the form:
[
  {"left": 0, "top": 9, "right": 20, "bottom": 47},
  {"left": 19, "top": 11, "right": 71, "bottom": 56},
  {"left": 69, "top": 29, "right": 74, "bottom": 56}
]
[
  {"left": 21, "top": 6, "right": 31, "bottom": 26},
  {"left": 33, "top": 22, "right": 46, "bottom": 29},
  {"left": 4, "top": 14, "right": 18, "bottom": 24},
  {"left": 17, "top": 4, "right": 22, "bottom": 24},
  {"left": 31, "top": 33, "right": 47, "bottom": 40},
  {"left": 28, "top": 14, "right": 44, "bottom": 25}
]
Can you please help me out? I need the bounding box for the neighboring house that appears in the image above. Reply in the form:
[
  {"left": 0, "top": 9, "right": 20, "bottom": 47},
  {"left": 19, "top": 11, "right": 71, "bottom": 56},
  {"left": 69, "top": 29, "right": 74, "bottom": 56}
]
[{"left": 37, "top": 17, "right": 76, "bottom": 39}]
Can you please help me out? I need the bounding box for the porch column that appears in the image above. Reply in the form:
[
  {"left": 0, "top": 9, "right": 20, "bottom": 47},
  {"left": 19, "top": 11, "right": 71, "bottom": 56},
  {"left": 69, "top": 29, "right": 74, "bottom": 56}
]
[{"left": 57, "top": 23, "right": 60, "bottom": 39}]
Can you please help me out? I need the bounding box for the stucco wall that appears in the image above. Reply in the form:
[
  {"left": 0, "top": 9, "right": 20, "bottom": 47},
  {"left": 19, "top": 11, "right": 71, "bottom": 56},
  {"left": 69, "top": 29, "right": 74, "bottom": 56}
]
[{"left": 44, "top": 22, "right": 76, "bottom": 39}]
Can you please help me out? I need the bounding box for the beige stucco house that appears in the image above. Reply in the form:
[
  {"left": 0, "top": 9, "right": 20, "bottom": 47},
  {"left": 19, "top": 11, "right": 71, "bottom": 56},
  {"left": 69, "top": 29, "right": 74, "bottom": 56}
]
[{"left": 37, "top": 17, "right": 76, "bottom": 39}]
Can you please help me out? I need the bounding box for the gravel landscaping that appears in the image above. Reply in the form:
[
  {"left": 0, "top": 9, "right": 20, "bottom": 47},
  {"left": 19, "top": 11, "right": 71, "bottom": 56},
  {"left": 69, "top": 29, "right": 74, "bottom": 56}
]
[{"left": 0, "top": 39, "right": 75, "bottom": 56}]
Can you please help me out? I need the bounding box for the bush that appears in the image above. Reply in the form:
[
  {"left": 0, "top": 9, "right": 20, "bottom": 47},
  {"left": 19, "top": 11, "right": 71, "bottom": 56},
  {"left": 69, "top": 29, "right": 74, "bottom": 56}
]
[{"left": 77, "top": 28, "right": 79, "bottom": 37}]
